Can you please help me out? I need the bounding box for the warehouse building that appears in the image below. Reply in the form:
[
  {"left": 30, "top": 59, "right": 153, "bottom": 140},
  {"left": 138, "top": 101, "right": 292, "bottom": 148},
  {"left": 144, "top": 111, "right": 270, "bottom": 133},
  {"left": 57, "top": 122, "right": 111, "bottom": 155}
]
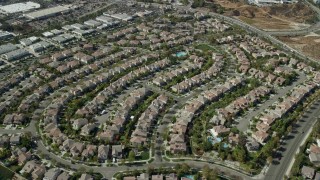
[
  {"left": 96, "top": 16, "right": 114, "bottom": 24},
  {"left": 103, "top": 13, "right": 135, "bottom": 21},
  {"left": 29, "top": 41, "right": 52, "bottom": 53},
  {"left": 52, "top": 34, "right": 75, "bottom": 44},
  {"left": 24, "top": 5, "right": 72, "bottom": 20},
  {"left": 0, "top": 43, "right": 18, "bottom": 55},
  {"left": 84, "top": 20, "right": 102, "bottom": 28},
  {"left": 252, "top": 0, "right": 297, "bottom": 4},
  {"left": 96, "top": 16, "right": 120, "bottom": 29},
  {"left": 72, "top": 29, "right": 96, "bottom": 37},
  {"left": 71, "top": 23, "right": 88, "bottom": 30},
  {"left": 0, "top": 31, "right": 14, "bottom": 40},
  {"left": 20, "top": 36, "right": 39, "bottom": 46},
  {"left": 2, "top": 49, "right": 31, "bottom": 61},
  {"left": 0, "top": 2, "right": 40, "bottom": 15},
  {"left": 62, "top": 25, "right": 75, "bottom": 31}
]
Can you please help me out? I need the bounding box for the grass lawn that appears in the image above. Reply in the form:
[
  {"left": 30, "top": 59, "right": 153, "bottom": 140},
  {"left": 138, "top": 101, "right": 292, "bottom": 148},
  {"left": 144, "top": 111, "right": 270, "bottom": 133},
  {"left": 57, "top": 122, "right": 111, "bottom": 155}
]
[
  {"left": 9, "top": 165, "right": 21, "bottom": 173},
  {"left": 0, "top": 165, "right": 14, "bottom": 180},
  {"left": 195, "top": 44, "right": 215, "bottom": 52}
]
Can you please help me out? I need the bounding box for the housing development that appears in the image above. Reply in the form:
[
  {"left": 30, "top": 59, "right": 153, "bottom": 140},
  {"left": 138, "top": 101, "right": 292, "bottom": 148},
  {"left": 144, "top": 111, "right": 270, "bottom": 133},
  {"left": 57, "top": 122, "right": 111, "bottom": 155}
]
[{"left": 0, "top": 0, "right": 320, "bottom": 180}]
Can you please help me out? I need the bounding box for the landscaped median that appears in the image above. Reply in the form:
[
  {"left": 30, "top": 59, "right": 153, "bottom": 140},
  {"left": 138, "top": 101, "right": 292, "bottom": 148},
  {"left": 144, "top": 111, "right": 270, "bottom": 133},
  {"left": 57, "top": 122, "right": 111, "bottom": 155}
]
[{"left": 112, "top": 163, "right": 234, "bottom": 180}]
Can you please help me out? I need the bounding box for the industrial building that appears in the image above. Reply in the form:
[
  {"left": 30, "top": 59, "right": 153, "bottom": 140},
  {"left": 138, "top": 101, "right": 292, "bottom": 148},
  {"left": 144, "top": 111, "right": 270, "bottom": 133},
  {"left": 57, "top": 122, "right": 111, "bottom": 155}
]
[
  {"left": 0, "top": 31, "right": 14, "bottom": 40},
  {"left": 96, "top": 16, "right": 120, "bottom": 29},
  {"left": 103, "top": 13, "right": 135, "bottom": 21},
  {"left": 0, "top": 2, "right": 40, "bottom": 15},
  {"left": 2, "top": 49, "right": 31, "bottom": 61},
  {"left": 72, "top": 29, "right": 96, "bottom": 37},
  {"left": 24, "top": 5, "right": 72, "bottom": 20},
  {"left": 0, "top": 43, "right": 18, "bottom": 55},
  {"left": 84, "top": 20, "right": 102, "bottom": 28},
  {"left": 62, "top": 25, "right": 75, "bottom": 31},
  {"left": 251, "top": 0, "right": 297, "bottom": 5},
  {"left": 52, "top": 34, "right": 75, "bottom": 44},
  {"left": 96, "top": 16, "right": 114, "bottom": 24},
  {"left": 20, "top": 36, "right": 39, "bottom": 46},
  {"left": 71, "top": 23, "right": 88, "bottom": 30},
  {"left": 29, "top": 41, "right": 52, "bottom": 53},
  {"left": 135, "top": 10, "right": 153, "bottom": 17},
  {"left": 42, "top": 29, "right": 64, "bottom": 37}
]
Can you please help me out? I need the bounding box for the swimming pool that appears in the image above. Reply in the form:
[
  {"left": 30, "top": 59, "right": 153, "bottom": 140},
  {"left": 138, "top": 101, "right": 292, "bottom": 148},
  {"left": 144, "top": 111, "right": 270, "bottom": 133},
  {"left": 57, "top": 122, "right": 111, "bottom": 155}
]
[
  {"left": 208, "top": 136, "right": 222, "bottom": 145},
  {"left": 176, "top": 51, "right": 187, "bottom": 57},
  {"left": 183, "top": 175, "right": 194, "bottom": 180}
]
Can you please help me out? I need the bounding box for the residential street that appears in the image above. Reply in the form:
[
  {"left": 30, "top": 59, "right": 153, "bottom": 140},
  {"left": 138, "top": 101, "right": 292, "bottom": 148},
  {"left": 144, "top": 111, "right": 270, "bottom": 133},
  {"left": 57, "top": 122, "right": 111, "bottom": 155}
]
[
  {"left": 265, "top": 99, "right": 320, "bottom": 180},
  {"left": 237, "top": 72, "right": 307, "bottom": 132}
]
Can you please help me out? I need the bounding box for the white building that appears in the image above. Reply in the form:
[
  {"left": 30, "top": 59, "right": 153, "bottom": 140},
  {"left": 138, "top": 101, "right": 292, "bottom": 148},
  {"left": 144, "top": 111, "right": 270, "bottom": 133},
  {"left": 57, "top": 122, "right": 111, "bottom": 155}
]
[
  {"left": 103, "top": 13, "right": 135, "bottom": 21},
  {"left": 0, "top": 2, "right": 40, "bottom": 15},
  {"left": 24, "top": 5, "right": 72, "bottom": 20}
]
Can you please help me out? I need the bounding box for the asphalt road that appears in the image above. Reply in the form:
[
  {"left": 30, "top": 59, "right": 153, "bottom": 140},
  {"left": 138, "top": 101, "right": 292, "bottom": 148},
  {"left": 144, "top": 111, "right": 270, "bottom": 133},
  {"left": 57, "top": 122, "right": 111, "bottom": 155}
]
[
  {"left": 237, "top": 72, "right": 307, "bottom": 132},
  {"left": 266, "top": 0, "right": 320, "bottom": 37},
  {"left": 265, "top": 99, "right": 320, "bottom": 180}
]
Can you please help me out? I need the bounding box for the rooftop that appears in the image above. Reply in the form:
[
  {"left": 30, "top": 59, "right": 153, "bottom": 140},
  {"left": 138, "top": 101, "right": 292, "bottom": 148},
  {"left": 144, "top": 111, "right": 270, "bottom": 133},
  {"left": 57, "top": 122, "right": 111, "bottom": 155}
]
[
  {"left": 24, "top": 5, "right": 72, "bottom": 19},
  {"left": 0, "top": 1, "right": 40, "bottom": 14}
]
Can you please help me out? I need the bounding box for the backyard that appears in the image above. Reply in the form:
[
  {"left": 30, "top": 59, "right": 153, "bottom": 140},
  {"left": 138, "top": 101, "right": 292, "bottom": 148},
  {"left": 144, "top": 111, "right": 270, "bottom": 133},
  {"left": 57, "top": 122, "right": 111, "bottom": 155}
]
[{"left": 0, "top": 165, "right": 14, "bottom": 180}]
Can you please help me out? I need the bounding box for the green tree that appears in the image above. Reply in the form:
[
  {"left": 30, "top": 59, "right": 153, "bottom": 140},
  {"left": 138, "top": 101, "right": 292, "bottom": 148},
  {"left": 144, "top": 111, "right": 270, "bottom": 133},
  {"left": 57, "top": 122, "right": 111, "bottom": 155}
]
[
  {"left": 202, "top": 165, "right": 210, "bottom": 179},
  {"left": 232, "top": 145, "right": 247, "bottom": 162},
  {"left": 208, "top": 168, "right": 218, "bottom": 180}
]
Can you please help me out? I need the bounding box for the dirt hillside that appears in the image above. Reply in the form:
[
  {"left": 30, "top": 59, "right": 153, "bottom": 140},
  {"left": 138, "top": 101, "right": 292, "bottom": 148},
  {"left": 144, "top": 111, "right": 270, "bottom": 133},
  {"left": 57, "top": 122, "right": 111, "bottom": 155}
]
[{"left": 213, "top": 0, "right": 317, "bottom": 29}]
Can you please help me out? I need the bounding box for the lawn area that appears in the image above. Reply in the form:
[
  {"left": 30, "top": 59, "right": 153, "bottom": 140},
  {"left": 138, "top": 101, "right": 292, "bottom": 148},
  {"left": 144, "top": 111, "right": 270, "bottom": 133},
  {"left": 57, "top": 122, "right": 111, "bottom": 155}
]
[
  {"left": 0, "top": 165, "right": 14, "bottom": 180},
  {"left": 195, "top": 44, "right": 215, "bottom": 52}
]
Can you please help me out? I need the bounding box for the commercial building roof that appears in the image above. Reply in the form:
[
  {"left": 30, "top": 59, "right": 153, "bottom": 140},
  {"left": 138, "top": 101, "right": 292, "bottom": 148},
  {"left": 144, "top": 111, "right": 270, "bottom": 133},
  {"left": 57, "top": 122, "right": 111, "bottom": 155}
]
[
  {"left": 52, "top": 34, "right": 75, "bottom": 44},
  {"left": 51, "top": 29, "right": 63, "bottom": 35},
  {"left": 62, "top": 25, "right": 75, "bottom": 31},
  {"left": 96, "top": 16, "right": 114, "bottom": 23},
  {"left": 20, "top": 36, "right": 39, "bottom": 46},
  {"left": 42, "top": 32, "right": 54, "bottom": 37},
  {"left": 84, "top": 20, "right": 102, "bottom": 27},
  {"left": 29, "top": 41, "right": 52, "bottom": 52},
  {"left": 2, "top": 49, "right": 30, "bottom": 61},
  {"left": 0, "top": 43, "right": 18, "bottom": 55},
  {"left": 71, "top": 23, "right": 88, "bottom": 30},
  {"left": 0, "top": 31, "right": 14, "bottom": 40},
  {"left": 24, "top": 5, "right": 72, "bottom": 20},
  {"left": 0, "top": 2, "right": 40, "bottom": 14},
  {"left": 103, "top": 13, "right": 134, "bottom": 21},
  {"left": 72, "top": 29, "right": 95, "bottom": 36}
]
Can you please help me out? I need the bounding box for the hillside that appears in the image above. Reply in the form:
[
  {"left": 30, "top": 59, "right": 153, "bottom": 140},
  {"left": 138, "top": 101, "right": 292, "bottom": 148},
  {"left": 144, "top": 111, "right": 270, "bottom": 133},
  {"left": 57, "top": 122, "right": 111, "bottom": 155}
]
[{"left": 212, "top": 0, "right": 317, "bottom": 30}]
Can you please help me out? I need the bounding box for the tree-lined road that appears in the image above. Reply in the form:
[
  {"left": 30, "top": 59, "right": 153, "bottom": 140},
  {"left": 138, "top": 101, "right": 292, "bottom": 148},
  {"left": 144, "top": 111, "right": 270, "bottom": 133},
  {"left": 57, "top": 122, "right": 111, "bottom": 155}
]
[{"left": 265, "top": 99, "right": 320, "bottom": 180}]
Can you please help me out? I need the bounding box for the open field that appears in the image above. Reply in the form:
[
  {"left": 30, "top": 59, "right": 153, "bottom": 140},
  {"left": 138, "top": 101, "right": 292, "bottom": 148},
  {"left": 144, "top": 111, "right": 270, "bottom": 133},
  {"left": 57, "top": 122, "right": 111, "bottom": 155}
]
[
  {"left": 211, "top": 0, "right": 317, "bottom": 30},
  {"left": 278, "top": 33, "right": 320, "bottom": 60}
]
